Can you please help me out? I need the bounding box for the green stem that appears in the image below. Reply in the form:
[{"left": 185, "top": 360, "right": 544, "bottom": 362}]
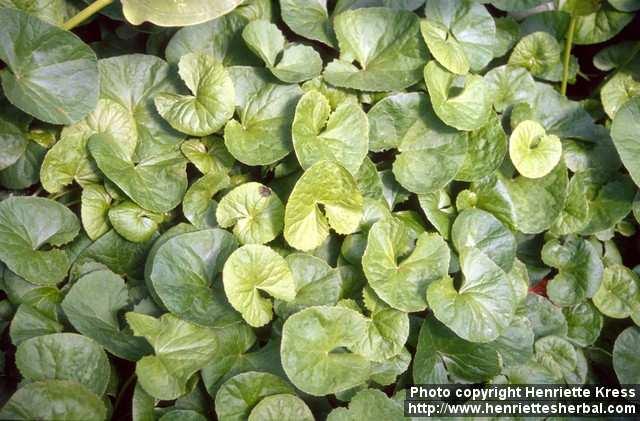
[
  {"left": 560, "top": 16, "right": 577, "bottom": 96},
  {"left": 62, "top": 0, "right": 114, "bottom": 31}
]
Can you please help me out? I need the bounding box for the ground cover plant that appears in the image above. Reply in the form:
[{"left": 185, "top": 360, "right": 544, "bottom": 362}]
[{"left": 0, "top": 0, "right": 640, "bottom": 419}]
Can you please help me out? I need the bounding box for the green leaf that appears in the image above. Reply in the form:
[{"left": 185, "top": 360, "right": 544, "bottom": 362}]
[
  {"left": 61, "top": 269, "right": 152, "bottom": 361},
  {"left": 525, "top": 294, "right": 568, "bottom": 339},
  {"left": 593, "top": 264, "right": 640, "bottom": 322},
  {"left": 181, "top": 136, "right": 235, "bottom": 175},
  {"left": 222, "top": 244, "right": 296, "bottom": 327},
  {"left": 452, "top": 208, "right": 516, "bottom": 272},
  {"left": 326, "top": 388, "right": 404, "bottom": 421},
  {"left": 455, "top": 112, "right": 507, "bottom": 181},
  {"left": 601, "top": 55, "right": 640, "bottom": 119},
  {"left": 509, "top": 120, "right": 562, "bottom": 179},
  {"left": 224, "top": 67, "right": 302, "bottom": 165},
  {"left": 159, "top": 410, "right": 207, "bottom": 421},
  {"left": 323, "top": 7, "right": 428, "bottom": 91},
  {"left": 292, "top": 90, "right": 368, "bottom": 175},
  {"left": 367, "top": 91, "right": 468, "bottom": 194},
  {"left": 487, "top": 0, "right": 549, "bottom": 11},
  {"left": 352, "top": 287, "right": 410, "bottom": 362},
  {"left": 0, "top": 9, "right": 99, "bottom": 124},
  {"left": 492, "top": 315, "right": 534, "bottom": 368},
  {"left": 121, "top": 0, "right": 243, "bottom": 26},
  {"left": 165, "top": 13, "right": 256, "bottom": 66},
  {"left": 508, "top": 32, "right": 562, "bottom": 80},
  {"left": 98, "top": 55, "right": 184, "bottom": 161},
  {"left": 242, "top": 20, "right": 322, "bottom": 83},
  {"left": 0, "top": 105, "right": 29, "bottom": 171},
  {"left": 248, "top": 394, "right": 314, "bottom": 421},
  {"left": 108, "top": 201, "right": 163, "bottom": 243},
  {"left": 573, "top": 4, "right": 634, "bottom": 45},
  {"left": 413, "top": 316, "right": 501, "bottom": 383},
  {"left": 485, "top": 65, "right": 536, "bottom": 113},
  {"left": 577, "top": 170, "right": 635, "bottom": 235},
  {"left": 608, "top": 0, "right": 640, "bottom": 11},
  {"left": 281, "top": 306, "right": 370, "bottom": 396},
  {"left": 88, "top": 133, "right": 188, "bottom": 213},
  {"left": 0, "top": 139, "right": 45, "bottom": 190},
  {"left": 563, "top": 301, "right": 603, "bottom": 347},
  {"left": 284, "top": 160, "right": 363, "bottom": 251},
  {"left": 183, "top": 172, "right": 231, "bottom": 229},
  {"left": 80, "top": 184, "right": 112, "bottom": 241},
  {"left": 40, "top": 99, "right": 136, "bottom": 194},
  {"left": 0, "top": 380, "right": 106, "bottom": 421},
  {"left": 0, "top": 0, "right": 70, "bottom": 25},
  {"left": 428, "top": 246, "right": 516, "bottom": 343},
  {"left": 417, "top": 190, "right": 457, "bottom": 240},
  {"left": 613, "top": 326, "right": 640, "bottom": 384},
  {"left": 424, "top": 60, "right": 492, "bottom": 131},
  {"left": 155, "top": 52, "right": 235, "bottom": 137},
  {"left": 215, "top": 372, "right": 293, "bottom": 421},
  {"left": 0, "top": 197, "right": 79, "bottom": 285},
  {"left": 542, "top": 236, "right": 603, "bottom": 306},
  {"left": 148, "top": 228, "right": 241, "bottom": 327},
  {"left": 421, "top": 0, "right": 496, "bottom": 74},
  {"left": 126, "top": 312, "right": 219, "bottom": 400},
  {"left": 216, "top": 182, "right": 284, "bottom": 244},
  {"left": 534, "top": 335, "right": 584, "bottom": 384},
  {"left": 363, "top": 217, "right": 450, "bottom": 312},
  {"left": 472, "top": 161, "right": 568, "bottom": 234},
  {"left": 16, "top": 333, "right": 110, "bottom": 396},
  {"left": 549, "top": 173, "right": 590, "bottom": 235},
  {"left": 611, "top": 97, "right": 640, "bottom": 187},
  {"left": 280, "top": 0, "right": 336, "bottom": 47},
  {"left": 274, "top": 253, "right": 342, "bottom": 318}
]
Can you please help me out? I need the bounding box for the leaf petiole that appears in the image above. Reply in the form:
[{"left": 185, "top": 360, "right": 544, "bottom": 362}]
[{"left": 62, "top": 0, "right": 114, "bottom": 31}]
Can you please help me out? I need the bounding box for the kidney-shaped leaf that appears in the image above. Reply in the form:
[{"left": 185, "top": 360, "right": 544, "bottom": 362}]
[
  {"left": 216, "top": 182, "right": 284, "bottom": 245},
  {"left": 613, "top": 326, "right": 640, "bottom": 384},
  {"left": 242, "top": 20, "right": 322, "bottom": 83},
  {"left": 0, "top": 380, "right": 106, "bottom": 421},
  {"left": 421, "top": 0, "right": 496, "bottom": 74},
  {"left": 149, "top": 228, "right": 241, "bottom": 327},
  {"left": 40, "top": 99, "right": 136, "bottom": 194},
  {"left": 224, "top": 67, "right": 302, "bottom": 165},
  {"left": 0, "top": 9, "right": 99, "bottom": 124},
  {"left": 16, "top": 333, "right": 110, "bottom": 396},
  {"left": 510, "top": 120, "right": 562, "bottom": 179},
  {"left": 611, "top": 97, "right": 640, "bottom": 187},
  {"left": 222, "top": 244, "right": 296, "bottom": 327},
  {"left": 0, "top": 197, "right": 79, "bottom": 286},
  {"left": 424, "top": 61, "right": 492, "bottom": 131},
  {"left": 88, "top": 133, "right": 188, "bottom": 213},
  {"left": 452, "top": 208, "right": 516, "bottom": 272},
  {"left": 428, "top": 246, "right": 517, "bottom": 343},
  {"left": 215, "top": 372, "right": 293, "bottom": 421},
  {"left": 292, "top": 90, "right": 368, "bottom": 175},
  {"left": 542, "top": 236, "right": 603, "bottom": 307},
  {"left": 284, "top": 161, "right": 363, "bottom": 251},
  {"left": 363, "top": 218, "right": 450, "bottom": 312},
  {"left": 155, "top": 52, "right": 235, "bottom": 137},
  {"left": 121, "top": 0, "right": 243, "bottom": 26},
  {"left": 61, "top": 269, "right": 152, "bottom": 361},
  {"left": 108, "top": 201, "right": 163, "bottom": 243},
  {"left": 281, "top": 305, "right": 370, "bottom": 396},
  {"left": 593, "top": 264, "right": 640, "bottom": 323},
  {"left": 413, "top": 316, "right": 501, "bottom": 383},
  {"left": 126, "top": 312, "right": 219, "bottom": 400},
  {"left": 249, "top": 393, "right": 314, "bottom": 421},
  {"left": 323, "top": 7, "right": 428, "bottom": 91}
]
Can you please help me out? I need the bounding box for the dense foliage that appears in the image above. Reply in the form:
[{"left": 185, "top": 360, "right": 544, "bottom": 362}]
[{"left": 0, "top": 0, "right": 640, "bottom": 419}]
